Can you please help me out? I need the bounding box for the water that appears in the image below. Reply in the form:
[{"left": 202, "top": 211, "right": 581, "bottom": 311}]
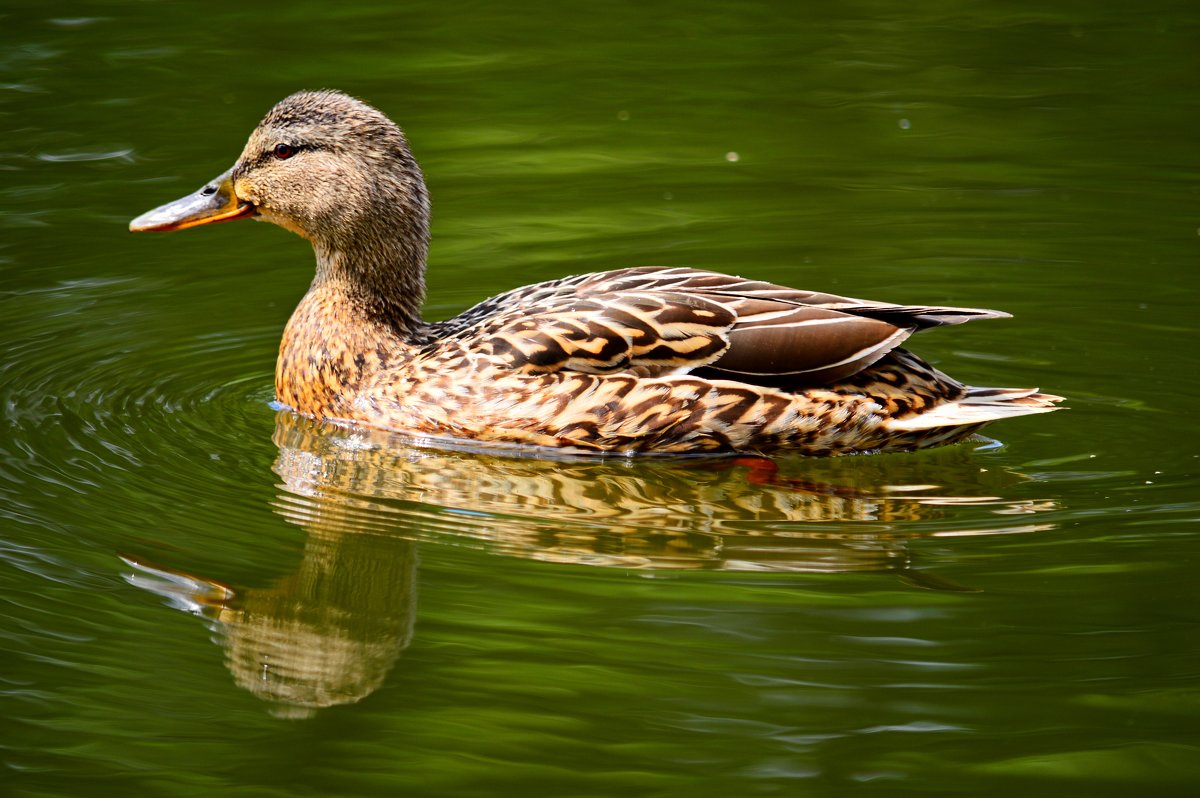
[{"left": 3, "top": 3, "right": 1199, "bottom": 796}]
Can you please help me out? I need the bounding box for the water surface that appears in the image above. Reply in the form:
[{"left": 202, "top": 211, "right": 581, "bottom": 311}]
[{"left": 2, "top": 3, "right": 1199, "bottom": 796}]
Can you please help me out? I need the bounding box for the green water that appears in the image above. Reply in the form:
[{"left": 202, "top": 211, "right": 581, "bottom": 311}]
[{"left": 3, "top": 2, "right": 1199, "bottom": 796}]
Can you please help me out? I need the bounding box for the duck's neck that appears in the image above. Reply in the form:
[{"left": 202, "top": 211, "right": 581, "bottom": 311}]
[{"left": 313, "top": 232, "right": 427, "bottom": 335}]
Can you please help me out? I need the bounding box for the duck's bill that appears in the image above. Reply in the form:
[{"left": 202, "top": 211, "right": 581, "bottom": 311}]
[{"left": 129, "top": 167, "right": 256, "bottom": 232}]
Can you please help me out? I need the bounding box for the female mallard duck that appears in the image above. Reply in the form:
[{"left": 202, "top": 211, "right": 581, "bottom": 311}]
[{"left": 131, "top": 90, "right": 1061, "bottom": 455}]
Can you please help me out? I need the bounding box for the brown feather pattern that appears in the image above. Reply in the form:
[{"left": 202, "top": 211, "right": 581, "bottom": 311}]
[{"left": 132, "top": 91, "right": 1063, "bottom": 456}]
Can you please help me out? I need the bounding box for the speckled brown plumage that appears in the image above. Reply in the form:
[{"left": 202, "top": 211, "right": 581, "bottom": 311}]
[{"left": 131, "top": 90, "right": 1063, "bottom": 455}]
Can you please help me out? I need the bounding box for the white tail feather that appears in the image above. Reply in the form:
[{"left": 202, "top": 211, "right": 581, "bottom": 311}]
[{"left": 886, "top": 387, "right": 1064, "bottom": 431}]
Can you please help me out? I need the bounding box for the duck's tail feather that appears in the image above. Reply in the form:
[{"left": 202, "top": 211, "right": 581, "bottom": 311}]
[{"left": 886, "top": 385, "right": 1065, "bottom": 432}]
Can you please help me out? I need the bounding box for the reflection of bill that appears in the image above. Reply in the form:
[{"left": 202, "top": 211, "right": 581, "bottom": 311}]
[{"left": 123, "top": 411, "right": 1057, "bottom": 715}]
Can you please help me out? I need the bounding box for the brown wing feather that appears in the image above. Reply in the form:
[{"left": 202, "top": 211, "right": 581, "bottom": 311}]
[
  {"left": 578, "top": 267, "right": 1011, "bottom": 329},
  {"left": 474, "top": 292, "right": 734, "bottom": 375},
  {"left": 704, "top": 304, "right": 912, "bottom": 385},
  {"left": 438, "top": 266, "right": 1007, "bottom": 385}
]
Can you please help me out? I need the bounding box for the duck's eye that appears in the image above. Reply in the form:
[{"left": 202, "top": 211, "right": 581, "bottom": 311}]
[{"left": 273, "top": 143, "right": 297, "bottom": 160}]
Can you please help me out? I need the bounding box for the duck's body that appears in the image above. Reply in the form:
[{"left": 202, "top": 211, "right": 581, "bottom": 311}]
[{"left": 132, "top": 90, "right": 1061, "bottom": 455}]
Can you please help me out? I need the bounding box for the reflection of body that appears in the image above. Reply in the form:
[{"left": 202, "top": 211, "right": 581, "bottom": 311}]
[
  {"left": 125, "top": 414, "right": 1054, "bottom": 714},
  {"left": 273, "top": 414, "right": 1054, "bottom": 573},
  {"left": 131, "top": 90, "right": 1061, "bottom": 455}
]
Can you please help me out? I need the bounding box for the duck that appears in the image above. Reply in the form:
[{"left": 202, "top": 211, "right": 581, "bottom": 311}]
[{"left": 130, "top": 90, "right": 1062, "bottom": 455}]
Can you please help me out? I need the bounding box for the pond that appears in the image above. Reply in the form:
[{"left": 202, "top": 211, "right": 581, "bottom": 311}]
[{"left": 2, "top": 3, "right": 1198, "bottom": 796}]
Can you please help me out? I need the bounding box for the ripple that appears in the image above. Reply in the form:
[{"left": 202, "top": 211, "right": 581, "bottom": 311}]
[
  {"left": 36, "top": 148, "right": 135, "bottom": 164},
  {"left": 1, "top": 279, "right": 279, "bottom": 572},
  {"left": 103, "top": 46, "right": 179, "bottom": 62},
  {"left": 48, "top": 17, "right": 108, "bottom": 28},
  {"left": 0, "top": 82, "right": 46, "bottom": 94}
]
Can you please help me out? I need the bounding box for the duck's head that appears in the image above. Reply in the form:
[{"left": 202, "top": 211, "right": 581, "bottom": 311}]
[{"left": 130, "top": 90, "right": 429, "bottom": 263}]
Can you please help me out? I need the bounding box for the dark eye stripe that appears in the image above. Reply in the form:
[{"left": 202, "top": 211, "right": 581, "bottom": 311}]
[{"left": 247, "top": 143, "right": 316, "bottom": 170}]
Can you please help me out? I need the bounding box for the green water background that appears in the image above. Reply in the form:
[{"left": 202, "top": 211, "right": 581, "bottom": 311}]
[{"left": 2, "top": 2, "right": 1199, "bottom": 796}]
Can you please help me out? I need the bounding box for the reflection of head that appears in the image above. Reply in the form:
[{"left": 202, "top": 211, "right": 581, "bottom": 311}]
[
  {"left": 218, "top": 530, "right": 417, "bottom": 716},
  {"left": 122, "top": 527, "right": 417, "bottom": 718}
]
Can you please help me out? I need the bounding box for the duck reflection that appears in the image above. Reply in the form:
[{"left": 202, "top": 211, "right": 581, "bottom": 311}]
[{"left": 124, "top": 411, "right": 1056, "bottom": 715}]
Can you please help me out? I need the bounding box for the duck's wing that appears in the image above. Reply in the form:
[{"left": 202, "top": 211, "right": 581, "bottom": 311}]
[
  {"left": 441, "top": 267, "right": 1007, "bottom": 385},
  {"left": 584, "top": 267, "right": 1013, "bottom": 384},
  {"left": 586, "top": 267, "right": 1012, "bottom": 329}
]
